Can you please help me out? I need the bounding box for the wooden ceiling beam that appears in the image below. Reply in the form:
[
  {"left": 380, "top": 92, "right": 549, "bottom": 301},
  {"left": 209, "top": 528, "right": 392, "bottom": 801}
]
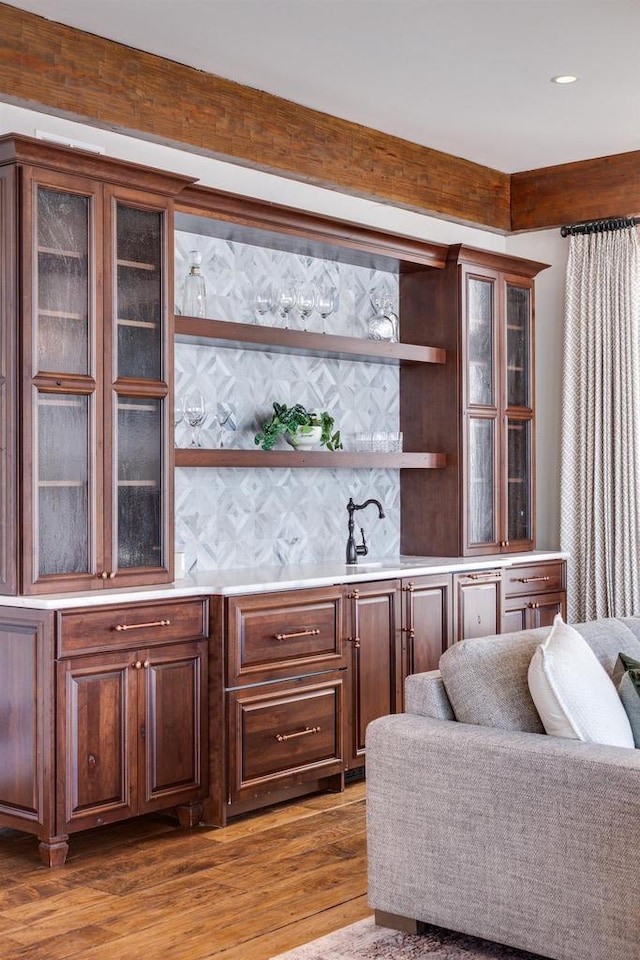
[
  {"left": 510, "top": 152, "right": 640, "bottom": 233},
  {"left": 0, "top": 3, "right": 637, "bottom": 235},
  {"left": 0, "top": 2, "right": 510, "bottom": 232}
]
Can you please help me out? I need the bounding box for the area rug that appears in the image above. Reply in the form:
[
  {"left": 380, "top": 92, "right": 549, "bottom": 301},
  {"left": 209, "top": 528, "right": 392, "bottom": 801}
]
[{"left": 270, "top": 916, "right": 547, "bottom": 959}]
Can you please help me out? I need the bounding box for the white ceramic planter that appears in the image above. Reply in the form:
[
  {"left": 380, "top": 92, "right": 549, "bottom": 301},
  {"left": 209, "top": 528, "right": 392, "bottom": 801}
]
[{"left": 285, "top": 424, "right": 323, "bottom": 450}]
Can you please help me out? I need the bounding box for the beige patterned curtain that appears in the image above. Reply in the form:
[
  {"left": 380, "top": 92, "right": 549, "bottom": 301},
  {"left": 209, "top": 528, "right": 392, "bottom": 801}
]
[{"left": 560, "top": 225, "right": 640, "bottom": 621}]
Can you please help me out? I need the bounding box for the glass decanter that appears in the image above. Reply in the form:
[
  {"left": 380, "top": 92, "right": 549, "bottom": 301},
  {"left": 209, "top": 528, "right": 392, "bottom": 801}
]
[
  {"left": 182, "top": 250, "right": 207, "bottom": 318},
  {"left": 368, "top": 292, "right": 398, "bottom": 342}
]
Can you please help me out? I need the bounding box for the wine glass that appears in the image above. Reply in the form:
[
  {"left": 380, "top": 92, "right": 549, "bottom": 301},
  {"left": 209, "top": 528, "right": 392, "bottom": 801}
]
[
  {"left": 316, "top": 289, "right": 336, "bottom": 333},
  {"left": 276, "top": 283, "right": 297, "bottom": 327},
  {"left": 295, "top": 283, "right": 315, "bottom": 331},
  {"left": 253, "top": 285, "right": 273, "bottom": 325},
  {"left": 215, "top": 402, "right": 236, "bottom": 448},
  {"left": 183, "top": 392, "right": 207, "bottom": 448}
]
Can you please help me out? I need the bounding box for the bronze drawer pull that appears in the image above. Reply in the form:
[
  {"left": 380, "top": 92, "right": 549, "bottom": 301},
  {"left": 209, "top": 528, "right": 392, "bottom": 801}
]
[
  {"left": 467, "top": 572, "right": 497, "bottom": 581},
  {"left": 273, "top": 628, "right": 320, "bottom": 641},
  {"left": 114, "top": 618, "right": 171, "bottom": 632},
  {"left": 275, "top": 725, "right": 321, "bottom": 742},
  {"left": 517, "top": 576, "right": 551, "bottom": 584}
]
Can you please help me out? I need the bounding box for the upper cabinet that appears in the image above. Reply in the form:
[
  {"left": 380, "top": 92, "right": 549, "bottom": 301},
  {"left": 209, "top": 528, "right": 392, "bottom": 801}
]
[
  {"left": 401, "top": 245, "right": 547, "bottom": 558},
  {"left": 0, "top": 135, "right": 195, "bottom": 594}
]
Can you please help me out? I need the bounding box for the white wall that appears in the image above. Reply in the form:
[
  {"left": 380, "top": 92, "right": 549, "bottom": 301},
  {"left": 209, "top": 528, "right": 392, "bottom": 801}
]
[{"left": 0, "top": 102, "right": 567, "bottom": 551}]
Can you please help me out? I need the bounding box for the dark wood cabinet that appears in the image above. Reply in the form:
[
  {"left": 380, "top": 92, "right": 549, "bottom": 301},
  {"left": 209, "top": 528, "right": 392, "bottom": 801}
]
[
  {"left": 220, "top": 587, "right": 345, "bottom": 819},
  {"left": 227, "top": 673, "right": 343, "bottom": 807},
  {"left": 401, "top": 574, "right": 453, "bottom": 683},
  {"left": 453, "top": 569, "right": 503, "bottom": 642},
  {"left": 0, "top": 135, "right": 194, "bottom": 595},
  {"left": 57, "top": 639, "right": 207, "bottom": 836},
  {"left": 503, "top": 560, "right": 567, "bottom": 630},
  {"left": 0, "top": 596, "right": 208, "bottom": 865},
  {"left": 343, "top": 580, "right": 401, "bottom": 770},
  {"left": 401, "top": 246, "right": 548, "bottom": 557}
]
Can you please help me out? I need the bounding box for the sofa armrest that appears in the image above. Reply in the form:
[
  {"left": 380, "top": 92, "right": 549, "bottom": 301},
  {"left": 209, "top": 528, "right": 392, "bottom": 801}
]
[
  {"left": 404, "top": 670, "right": 454, "bottom": 720},
  {"left": 366, "top": 713, "right": 640, "bottom": 960}
]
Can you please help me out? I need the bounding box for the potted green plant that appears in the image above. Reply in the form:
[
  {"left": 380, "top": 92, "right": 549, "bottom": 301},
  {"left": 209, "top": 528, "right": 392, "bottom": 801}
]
[{"left": 254, "top": 402, "right": 343, "bottom": 451}]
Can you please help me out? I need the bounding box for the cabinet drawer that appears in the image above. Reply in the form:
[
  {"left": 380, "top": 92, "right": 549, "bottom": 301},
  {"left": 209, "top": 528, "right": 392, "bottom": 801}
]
[
  {"left": 57, "top": 598, "right": 208, "bottom": 657},
  {"left": 504, "top": 561, "right": 566, "bottom": 598},
  {"left": 227, "top": 587, "right": 345, "bottom": 685},
  {"left": 227, "top": 674, "right": 343, "bottom": 803}
]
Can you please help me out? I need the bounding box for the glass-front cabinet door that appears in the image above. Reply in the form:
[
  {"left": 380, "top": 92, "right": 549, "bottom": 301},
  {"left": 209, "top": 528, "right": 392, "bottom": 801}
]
[
  {"left": 23, "top": 172, "right": 171, "bottom": 592},
  {"left": 105, "top": 192, "right": 170, "bottom": 584},
  {"left": 503, "top": 278, "right": 534, "bottom": 551},
  {"left": 462, "top": 269, "right": 534, "bottom": 555},
  {"left": 463, "top": 272, "right": 500, "bottom": 554},
  {"left": 25, "top": 172, "right": 101, "bottom": 591}
]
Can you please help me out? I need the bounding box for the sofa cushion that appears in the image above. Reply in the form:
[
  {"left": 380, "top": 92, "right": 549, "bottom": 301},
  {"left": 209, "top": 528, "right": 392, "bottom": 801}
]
[
  {"left": 528, "top": 616, "right": 635, "bottom": 747},
  {"left": 613, "top": 652, "right": 640, "bottom": 747},
  {"left": 439, "top": 629, "right": 548, "bottom": 732},
  {"left": 573, "top": 617, "right": 640, "bottom": 676}
]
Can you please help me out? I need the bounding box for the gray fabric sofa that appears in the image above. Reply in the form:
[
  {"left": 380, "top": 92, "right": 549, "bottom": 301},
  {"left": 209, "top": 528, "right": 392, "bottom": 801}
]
[{"left": 366, "top": 617, "right": 640, "bottom": 960}]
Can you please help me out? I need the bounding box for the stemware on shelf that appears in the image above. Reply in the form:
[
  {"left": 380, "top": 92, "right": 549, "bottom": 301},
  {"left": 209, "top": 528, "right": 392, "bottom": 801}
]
[
  {"left": 182, "top": 250, "right": 207, "bottom": 318},
  {"left": 316, "top": 289, "right": 336, "bottom": 333},
  {"left": 215, "top": 402, "right": 236, "bottom": 448},
  {"left": 276, "top": 283, "right": 297, "bottom": 327},
  {"left": 182, "top": 391, "right": 207, "bottom": 448},
  {"left": 252, "top": 285, "right": 273, "bottom": 324},
  {"left": 295, "top": 282, "right": 315, "bottom": 331}
]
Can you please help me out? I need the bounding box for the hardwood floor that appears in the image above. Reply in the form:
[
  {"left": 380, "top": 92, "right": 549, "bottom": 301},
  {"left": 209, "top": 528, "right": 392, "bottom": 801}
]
[{"left": 0, "top": 783, "right": 370, "bottom": 960}]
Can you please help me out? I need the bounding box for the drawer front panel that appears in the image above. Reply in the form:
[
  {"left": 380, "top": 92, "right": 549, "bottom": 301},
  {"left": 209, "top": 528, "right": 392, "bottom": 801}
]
[
  {"left": 58, "top": 598, "right": 208, "bottom": 657},
  {"left": 228, "top": 588, "right": 345, "bottom": 685},
  {"left": 504, "top": 561, "right": 566, "bottom": 598},
  {"left": 228, "top": 675, "right": 343, "bottom": 800}
]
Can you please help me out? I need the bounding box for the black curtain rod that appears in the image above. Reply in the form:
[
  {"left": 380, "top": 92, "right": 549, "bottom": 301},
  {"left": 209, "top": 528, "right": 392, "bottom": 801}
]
[{"left": 560, "top": 216, "right": 640, "bottom": 237}]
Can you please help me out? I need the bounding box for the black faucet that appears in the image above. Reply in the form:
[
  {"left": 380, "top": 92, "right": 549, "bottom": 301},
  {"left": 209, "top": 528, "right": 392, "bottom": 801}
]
[{"left": 346, "top": 497, "right": 385, "bottom": 564}]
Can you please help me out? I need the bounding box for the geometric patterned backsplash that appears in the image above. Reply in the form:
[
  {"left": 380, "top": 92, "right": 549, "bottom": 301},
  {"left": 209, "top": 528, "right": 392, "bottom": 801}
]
[
  {"left": 174, "top": 232, "right": 401, "bottom": 572},
  {"left": 174, "top": 230, "right": 399, "bottom": 339}
]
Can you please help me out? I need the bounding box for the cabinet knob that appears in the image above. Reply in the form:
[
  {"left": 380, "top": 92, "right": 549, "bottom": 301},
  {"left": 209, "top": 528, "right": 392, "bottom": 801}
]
[
  {"left": 98, "top": 571, "right": 108, "bottom": 580},
  {"left": 402, "top": 582, "right": 415, "bottom": 593},
  {"left": 132, "top": 660, "right": 143, "bottom": 670},
  {"left": 346, "top": 636, "right": 361, "bottom": 649},
  {"left": 143, "top": 659, "right": 150, "bottom": 668},
  {"left": 527, "top": 602, "right": 540, "bottom": 609},
  {"left": 108, "top": 571, "right": 116, "bottom": 579}
]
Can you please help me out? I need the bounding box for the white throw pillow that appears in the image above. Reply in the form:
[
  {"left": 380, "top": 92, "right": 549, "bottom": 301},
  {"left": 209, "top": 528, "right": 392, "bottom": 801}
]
[{"left": 527, "top": 614, "right": 635, "bottom": 748}]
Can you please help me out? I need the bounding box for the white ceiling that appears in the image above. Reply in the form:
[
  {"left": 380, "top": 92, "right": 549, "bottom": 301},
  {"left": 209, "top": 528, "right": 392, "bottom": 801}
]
[{"left": 6, "top": 0, "right": 640, "bottom": 173}]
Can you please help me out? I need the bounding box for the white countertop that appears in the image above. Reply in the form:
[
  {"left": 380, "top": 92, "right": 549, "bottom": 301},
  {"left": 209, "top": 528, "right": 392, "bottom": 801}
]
[{"left": 0, "top": 551, "right": 569, "bottom": 609}]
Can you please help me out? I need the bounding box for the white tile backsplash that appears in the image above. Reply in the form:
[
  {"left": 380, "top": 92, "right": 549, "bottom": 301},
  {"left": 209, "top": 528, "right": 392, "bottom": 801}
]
[{"left": 174, "top": 232, "right": 401, "bottom": 572}]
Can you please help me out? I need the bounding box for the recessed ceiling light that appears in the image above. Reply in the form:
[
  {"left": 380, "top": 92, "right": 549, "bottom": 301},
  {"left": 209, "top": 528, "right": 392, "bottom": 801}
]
[{"left": 551, "top": 75, "right": 578, "bottom": 84}]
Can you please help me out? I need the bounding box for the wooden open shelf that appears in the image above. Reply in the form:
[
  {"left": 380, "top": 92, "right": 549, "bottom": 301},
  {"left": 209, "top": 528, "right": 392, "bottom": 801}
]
[
  {"left": 175, "top": 316, "right": 446, "bottom": 366},
  {"left": 175, "top": 449, "right": 446, "bottom": 469}
]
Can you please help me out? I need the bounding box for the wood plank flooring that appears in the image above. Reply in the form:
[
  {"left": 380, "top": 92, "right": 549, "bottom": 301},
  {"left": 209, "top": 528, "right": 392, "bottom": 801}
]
[{"left": 0, "top": 783, "right": 370, "bottom": 960}]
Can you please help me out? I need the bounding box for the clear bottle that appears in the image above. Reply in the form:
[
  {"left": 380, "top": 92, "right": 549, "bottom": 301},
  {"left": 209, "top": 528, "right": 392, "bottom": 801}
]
[{"left": 182, "top": 250, "right": 207, "bottom": 317}]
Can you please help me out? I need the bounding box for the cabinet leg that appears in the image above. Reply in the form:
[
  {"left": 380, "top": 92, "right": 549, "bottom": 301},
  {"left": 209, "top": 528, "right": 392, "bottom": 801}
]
[
  {"left": 176, "top": 802, "right": 203, "bottom": 829},
  {"left": 39, "top": 836, "right": 69, "bottom": 867}
]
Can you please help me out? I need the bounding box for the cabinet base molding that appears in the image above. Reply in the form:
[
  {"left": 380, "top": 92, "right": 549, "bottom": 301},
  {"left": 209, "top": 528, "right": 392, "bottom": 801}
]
[
  {"left": 175, "top": 802, "right": 204, "bottom": 829},
  {"left": 203, "top": 772, "right": 345, "bottom": 827},
  {"left": 39, "top": 836, "right": 70, "bottom": 868}
]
